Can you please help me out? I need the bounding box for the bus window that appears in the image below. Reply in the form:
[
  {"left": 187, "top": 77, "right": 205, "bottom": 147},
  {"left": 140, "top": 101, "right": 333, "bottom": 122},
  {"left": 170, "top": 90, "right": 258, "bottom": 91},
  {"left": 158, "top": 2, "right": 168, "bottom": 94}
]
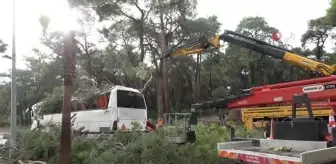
[
  {"left": 117, "top": 90, "right": 146, "bottom": 109},
  {"left": 97, "top": 95, "right": 109, "bottom": 109}
]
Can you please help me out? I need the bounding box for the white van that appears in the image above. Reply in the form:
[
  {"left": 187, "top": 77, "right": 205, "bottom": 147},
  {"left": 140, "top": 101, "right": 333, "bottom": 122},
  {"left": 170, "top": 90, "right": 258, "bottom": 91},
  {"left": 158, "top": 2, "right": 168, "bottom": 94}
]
[{"left": 31, "top": 85, "right": 148, "bottom": 133}]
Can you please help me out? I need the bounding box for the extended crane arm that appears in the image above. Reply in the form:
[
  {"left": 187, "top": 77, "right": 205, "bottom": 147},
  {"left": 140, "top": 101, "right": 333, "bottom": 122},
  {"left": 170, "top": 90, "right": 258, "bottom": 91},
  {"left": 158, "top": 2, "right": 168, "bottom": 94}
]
[{"left": 165, "top": 30, "right": 336, "bottom": 76}]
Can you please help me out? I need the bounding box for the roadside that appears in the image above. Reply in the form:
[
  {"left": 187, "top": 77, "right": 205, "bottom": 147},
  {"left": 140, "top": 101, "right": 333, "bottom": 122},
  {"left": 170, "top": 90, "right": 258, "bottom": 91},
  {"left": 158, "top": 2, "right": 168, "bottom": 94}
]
[
  {"left": 0, "top": 127, "right": 9, "bottom": 135},
  {"left": 0, "top": 127, "right": 9, "bottom": 146}
]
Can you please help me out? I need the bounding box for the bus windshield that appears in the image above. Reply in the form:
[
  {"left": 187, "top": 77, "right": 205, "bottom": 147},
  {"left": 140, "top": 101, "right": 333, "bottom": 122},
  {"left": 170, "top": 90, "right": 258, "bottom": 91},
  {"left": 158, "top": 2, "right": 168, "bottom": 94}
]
[{"left": 117, "top": 90, "right": 146, "bottom": 109}]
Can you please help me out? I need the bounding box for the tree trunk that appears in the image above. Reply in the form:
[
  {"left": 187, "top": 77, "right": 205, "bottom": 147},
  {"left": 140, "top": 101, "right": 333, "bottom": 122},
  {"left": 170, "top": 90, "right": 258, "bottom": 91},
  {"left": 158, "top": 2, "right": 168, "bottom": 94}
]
[
  {"left": 59, "top": 33, "right": 76, "bottom": 164},
  {"left": 193, "top": 53, "right": 201, "bottom": 103},
  {"left": 158, "top": 0, "right": 169, "bottom": 114},
  {"left": 317, "top": 46, "right": 322, "bottom": 61},
  {"left": 59, "top": 84, "right": 72, "bottom": 164},
  {"left": 208, "top": 54, "right": 213, "bottom": 97},
  {"left": 139, "top": 24, "right": 145, "bottom": 88},
  {"left": 197, "top": 53, "right": 201, "bottom": 102},
  {"left": 156, "top": 73, "right": 165, "bottom": 119},
  {"left": 139, "top": 25, "right": 145, "bottom": 62},
  {"left": 290, "top": 67, "right": 294, "bottom": 81},
  {"left": 163, "top": 58, "right": 169, "bottom": 113},
  {"left": 192, "top": 71, "right": 196, "bottom": 102}
]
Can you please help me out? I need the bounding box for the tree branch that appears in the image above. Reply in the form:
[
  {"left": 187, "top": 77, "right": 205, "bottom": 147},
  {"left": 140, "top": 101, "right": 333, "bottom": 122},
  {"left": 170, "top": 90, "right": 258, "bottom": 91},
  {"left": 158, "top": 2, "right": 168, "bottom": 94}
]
[
  {"left": 108, "top": 20, "right": 124, "bottom": 32},
  {"left": 145, "top": 35, "right": 161, "bottom": 56},
  {"left": 140, "top": 73, "right": 154, "bottom": 93},
  {"left": 134, "top": 0, "right": 144, "bottom": 16},
  {"left": 76, "top": 40, "right": 86, "bottom": 53},
  {"left": 18, "top": 160, "right": 46, "bottom": 164},
  {"left": 118, "top": 9, "right": 137, "bottom": 21},
  {"left": 169, "top": 38, "right": 185, "bottom": 51},
  {"left": 145, "top": 37, "right": 160, "bottom": 72},
  {"left": 89, "top": 49, "right": 97, "bottom": 56},
  {"left": 171, "top": 24, "right": 180, "bottom": 34},
  {"left": 144, "top": 7, "right": 152, "bottom": 20}
]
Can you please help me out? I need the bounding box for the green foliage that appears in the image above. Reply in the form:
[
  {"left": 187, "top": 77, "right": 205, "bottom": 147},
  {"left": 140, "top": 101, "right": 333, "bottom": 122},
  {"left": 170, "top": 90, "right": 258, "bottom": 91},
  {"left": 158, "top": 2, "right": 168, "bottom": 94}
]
[
  {"left": 136, "top": 63, "right": 153, "bottom": 80},
  {"left": 0, "top": 83, "right": 11, "bottom": 117},
  {"left": 195, "top": 123, "right": 229, "bottom": 149},
  {"left": 1, "top": 123, "right": 259, "bottom": 164},
  {"left": 40, "top": 86, "right": 64, "bottom": 114},
  {"left": 301, "top": 16, "right": 332, "bottom": 60},
  {"left": 236, "top": 16, "right": 277, "bottom": 40},
  {"left": 19, "top": 127, "right": 60, "bottom": 162},
  {"left": 327, "top": 0, "right": 336, "bottom": 27},
  {"left": 182, "top": 16, "right": 221, "bottom": 37},
  {"left": 0, "top": 39, "right": 7, "bottom": 53},
  {"left": 234, "top": 125, "right": 264, "bottom": 138}
]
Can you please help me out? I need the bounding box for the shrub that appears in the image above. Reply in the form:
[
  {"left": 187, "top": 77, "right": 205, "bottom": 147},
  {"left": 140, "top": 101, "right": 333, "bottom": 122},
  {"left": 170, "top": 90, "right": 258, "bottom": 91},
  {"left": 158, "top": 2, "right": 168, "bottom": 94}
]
[{"left": 0, "top": 123, "right": 259, "bottom": 164}]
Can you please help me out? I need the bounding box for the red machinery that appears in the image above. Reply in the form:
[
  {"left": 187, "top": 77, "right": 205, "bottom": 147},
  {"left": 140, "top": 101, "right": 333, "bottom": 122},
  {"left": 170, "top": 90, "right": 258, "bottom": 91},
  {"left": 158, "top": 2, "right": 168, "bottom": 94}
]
[
  {"left": 168, "top": 29, "right": 336, "bottom": 145},
  {"left": 228, "top": 75, "right": 336, "bottom": 113}
]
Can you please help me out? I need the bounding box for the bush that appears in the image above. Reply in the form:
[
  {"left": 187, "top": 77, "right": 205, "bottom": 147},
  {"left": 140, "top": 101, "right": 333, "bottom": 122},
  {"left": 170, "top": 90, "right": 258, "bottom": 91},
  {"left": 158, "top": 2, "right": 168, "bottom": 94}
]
[
  {"left": 0, "top": 123, "right": 259, "bottom": 164},
  {"left": 195, "top": 123, "right": 230, "bottom": 148}
]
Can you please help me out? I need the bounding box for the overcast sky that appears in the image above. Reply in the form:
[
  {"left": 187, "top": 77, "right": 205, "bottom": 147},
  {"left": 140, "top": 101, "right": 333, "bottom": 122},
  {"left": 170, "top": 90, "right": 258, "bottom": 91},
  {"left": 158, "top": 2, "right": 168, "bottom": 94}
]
[{"left": 0, "top": 0, "right": 332, "bottom": 74}]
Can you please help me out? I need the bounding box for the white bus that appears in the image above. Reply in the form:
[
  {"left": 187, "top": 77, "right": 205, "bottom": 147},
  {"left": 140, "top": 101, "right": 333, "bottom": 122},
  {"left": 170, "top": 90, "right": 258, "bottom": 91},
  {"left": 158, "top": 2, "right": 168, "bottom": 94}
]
[{"left": 30, "top": 85, "right": 149, "bottom": 133}]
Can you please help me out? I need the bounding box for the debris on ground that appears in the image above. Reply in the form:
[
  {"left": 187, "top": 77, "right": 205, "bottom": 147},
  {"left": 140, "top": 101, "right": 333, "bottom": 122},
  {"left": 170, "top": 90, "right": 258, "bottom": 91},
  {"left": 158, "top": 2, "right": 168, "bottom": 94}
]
[
  {"left": 18, "top": 160, "right": 46, "bottom": 164},
  {"left": 269, "top": 146, "right": 292, "bottom": 152},
  {"left": 0, "top": 134, "right": 9, "bottom": 146}
]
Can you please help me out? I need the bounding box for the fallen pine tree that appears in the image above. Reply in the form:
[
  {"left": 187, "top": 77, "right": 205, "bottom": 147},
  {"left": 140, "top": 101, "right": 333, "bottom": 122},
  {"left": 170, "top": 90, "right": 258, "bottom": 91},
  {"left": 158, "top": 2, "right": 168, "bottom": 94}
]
[{"left": 0, "top": 121, "right": 262, "bottom": 164}]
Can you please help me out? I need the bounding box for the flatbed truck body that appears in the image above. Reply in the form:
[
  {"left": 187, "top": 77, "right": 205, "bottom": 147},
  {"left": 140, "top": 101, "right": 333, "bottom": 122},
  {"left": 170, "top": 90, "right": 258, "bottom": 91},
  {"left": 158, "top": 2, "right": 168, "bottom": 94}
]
[{"left": 217, "top": 139, "right": 336, "bottom": 164}]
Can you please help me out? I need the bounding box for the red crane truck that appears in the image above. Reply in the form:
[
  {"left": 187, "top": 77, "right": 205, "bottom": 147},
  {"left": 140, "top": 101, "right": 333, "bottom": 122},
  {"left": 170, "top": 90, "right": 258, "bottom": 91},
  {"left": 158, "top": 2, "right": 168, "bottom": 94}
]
[{"left": 164, "top": 30, "right": 336, "bottom": 163}]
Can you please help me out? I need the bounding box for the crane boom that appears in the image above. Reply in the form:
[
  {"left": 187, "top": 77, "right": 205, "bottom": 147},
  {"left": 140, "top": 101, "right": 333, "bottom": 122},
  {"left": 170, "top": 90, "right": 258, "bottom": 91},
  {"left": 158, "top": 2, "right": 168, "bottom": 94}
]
[{"left": 165, "top": 30, "right": 336, "bottom": 76}]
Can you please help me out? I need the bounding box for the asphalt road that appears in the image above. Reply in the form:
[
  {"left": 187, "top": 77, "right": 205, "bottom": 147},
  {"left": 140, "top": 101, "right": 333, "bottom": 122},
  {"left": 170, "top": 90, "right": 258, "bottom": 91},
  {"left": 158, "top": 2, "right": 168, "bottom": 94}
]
[{"left": 0, "top": 127, "right": 10, "bottom": 135}]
